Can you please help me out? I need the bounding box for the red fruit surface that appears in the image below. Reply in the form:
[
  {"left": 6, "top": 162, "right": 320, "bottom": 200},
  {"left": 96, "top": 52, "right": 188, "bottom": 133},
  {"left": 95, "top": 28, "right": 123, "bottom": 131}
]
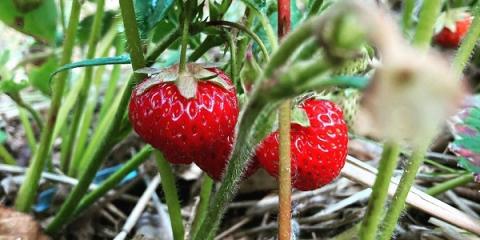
[
  {"left": 255, "top": 99, "right": 348, "bottom": 191},
  {"left": 435, "top": 16, "right": 472, "bottom": 48},
  {"left": 129, "top": 66, "right": 242, "bottom": 181}
]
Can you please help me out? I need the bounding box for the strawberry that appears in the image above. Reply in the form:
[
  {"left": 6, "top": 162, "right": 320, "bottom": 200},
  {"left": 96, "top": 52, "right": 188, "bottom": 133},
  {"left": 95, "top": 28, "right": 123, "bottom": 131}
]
[
  {"left": 434, "top": 9, "right": 472, "bottom": 48},
  {"left": 129, "top": 63, "right": 245, "bottom": 181},
  {"left": 255, "top": 99, "right": 348, "bottom": 191}
]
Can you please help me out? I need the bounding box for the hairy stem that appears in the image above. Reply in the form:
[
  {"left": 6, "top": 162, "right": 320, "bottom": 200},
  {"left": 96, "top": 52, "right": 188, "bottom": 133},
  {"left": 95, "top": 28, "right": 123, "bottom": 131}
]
[
  {"left": 379, "top": 146, "right": 427, "bottom": 240},
  {"left": 412, "top": 0, "right": 442, "bottom": 49},
  {"left": 190, "top": 175, "right": 214, "bottom": 239},
  {"left": 358, "top": 142, "right": 400, "bottom": 240},
  {"left": 154, "top": 151, "right": 185, "bottom": 240},
  {"left": 15, "top": 0, "right": 81, "bottom": 212},
  {"left": 278, "top": 101, "right": 292, "bottom": 240},
  {"left": 44, "top": 0, "right": 146, "bottom": 233},
  {"left": 224, "top": 32, "right": 238, "bottom": 86},
  {"left": 277, "top": 0, "right": 292, "bottom": 239},
  {"left": 207, "top": 20, "right": 270, "bottom": 61},
  {"left": 73, "top": 146, "right": 153, "bottom": 216},
  {"left": 178, "top": 0, "right": 192, "bottom": 73},
  {"left": 63, "top": 0, "right": 105, "bottom": 174},
  {"left": 453, "top": 1, "right": 480, "bottom": 74}
]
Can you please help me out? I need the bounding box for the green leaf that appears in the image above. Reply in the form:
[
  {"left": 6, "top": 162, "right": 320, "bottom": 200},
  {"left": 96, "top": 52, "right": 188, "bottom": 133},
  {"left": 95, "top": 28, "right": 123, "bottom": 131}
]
[
  {"left": 135, "top": 0, "right": 175, "bottom": 39},
  {"left": 77, "top": 11, "right": 117, "bottom": 46},
  {"left": 0, "top": 131, "right": 6, "bottom": 144},
  {"left": 0, "top": 0, "right": 57, "bottom": 44},
  {"left": 49, "top": 55, "right": 131, "bottom": 82},
  {"left": 29, "top": 57, "right": 58, "bottom": 95},
  {"left": 0, "top": 79, "right": 28, "bottom": 94}
]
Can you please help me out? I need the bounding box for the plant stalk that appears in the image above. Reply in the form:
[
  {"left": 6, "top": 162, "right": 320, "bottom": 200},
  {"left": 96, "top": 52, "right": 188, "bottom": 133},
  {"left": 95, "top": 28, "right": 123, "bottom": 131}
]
[
  {"left": 15, "top": 0, "right": 81, "bottom": 212},
  {"left": 358, "top": 142, "right": 400, "bottom": 240},
  {"left": 178, "top": 0, "right": 192, "bottom": 73},
  {"left": 402, "top": 0, "right": 415, "bottom": 32},
  {"left": 277, "top": 0, "right": 292, "bottom": 239},
  {"left": 0, "top": 145, "right": 16, "bottom": 165},
  {"left": 190, "top": 175, "right": 214, "bottom": 239},
  {"left": 18, "top": 108, "right": 37, "bottom": 152},
  {"left": 453, "top": 1, "right": 480, "bottom": 74},
  {"left": 154, "top": 151, "right": 185, "bottom": 240},
  {"left": 379, "top": 146, "right": 427, "bottom": 240},
  {"left": 412, "top": 0, "right": 442, "bottom": 49},
  {"left": 427, "top": 173, "right": 474, "bottom": 196}
]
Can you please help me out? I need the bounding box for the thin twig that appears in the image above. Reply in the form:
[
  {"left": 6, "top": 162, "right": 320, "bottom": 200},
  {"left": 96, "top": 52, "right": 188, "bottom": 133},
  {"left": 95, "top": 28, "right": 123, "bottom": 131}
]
[
  {"left": 0, "top": 163, "right": 97, "bottom": 190},
  {"left": 114, "top": 175, "right": 161, "bottom": 240}
]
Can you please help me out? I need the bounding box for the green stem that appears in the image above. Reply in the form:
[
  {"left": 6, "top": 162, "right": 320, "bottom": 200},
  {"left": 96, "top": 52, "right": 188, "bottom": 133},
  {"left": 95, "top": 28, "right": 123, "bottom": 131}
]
[
  {"left": 98, "top": 34, "right": 124, "bottom": 120},
  {"left": 178, "top": 0, "right": 192, "bottom": 73},
  {"left": 45, "top": 0, "right": 147, "bottom": 233},
  {"left": 194, "top": 17, "right": 317, "bottom": 240},
  {"left": 62, "top": 0, "right": 105, "bottom": 174},
  {"left": 207, "top": 20, "right": 270, "bottom": 61},
  {"left": 59, "top": 0, "right": 66, "bottom": 33},
  {"left": 453, "top": 1, "right": 480, "bottom": 74},
  {"left": 236, "top": 8, "right": 255, "bottom": 71},
  {"left": 190, "top": 175, "right": 214, "bottom": 239},
  {"left": 412, "top": 0, "right": 442, "bottom": 49},
  {"left": 402, "top": 0, "right": 415, "bottom": 32},
  {"left": 72, "top": 146, "right": 153, "bottom": 216},
  {"left": 307, "top": 0, "right": 324, "bottom": 17},
  {"left": 358, "top": 142, "right": 400, "bottom": 240},
  {"left": 380, "top": 146, "right": 427, "bottom": 240},
  {"left": 154, "top": 151, "right": 185, "bottom": 240},
  {"left": 224, "top": 32, "right": 238, "bottom": 87},
  {"left": 15, "top": 0, "right": 81, "bottom": 213},
  {"left": 427, "top": 173, "right": 474, "bottom": 196},
  {"left": 12, "top": 95, "right": 43, "bottom": 130},
  {"left": 18, "top": 108, "right": 37, "bottom": 152},
  {"left": 0, "top": 145, "right": 16, "bottom": 165},
  {"left": 146, "top": 30, "right": 180, "bottom": 64}
]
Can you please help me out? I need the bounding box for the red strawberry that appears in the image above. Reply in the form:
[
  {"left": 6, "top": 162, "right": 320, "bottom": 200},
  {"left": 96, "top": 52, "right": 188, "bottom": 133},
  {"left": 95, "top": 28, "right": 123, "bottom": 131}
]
[
  {"left": 129, "top": 64, "right": 244, "bottom": 181},
  {"left": 434, "top": 11, "right": 472, "bottom": 48},
  {"left": 255, "top": 99, "right": 348, "bottom": 191}
]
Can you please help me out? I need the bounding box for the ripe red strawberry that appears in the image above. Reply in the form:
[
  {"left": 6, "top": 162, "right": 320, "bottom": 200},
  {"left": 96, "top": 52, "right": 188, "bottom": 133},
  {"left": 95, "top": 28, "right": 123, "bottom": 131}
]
[
  {"left": 255, "top": 99, "right": 348, "bottom": 191},
  {"left": 434, "top": 11, "right": 472, "bottom": 48},
  {"left": 129, "top": 64, "right": 246, "bottom": 181}
]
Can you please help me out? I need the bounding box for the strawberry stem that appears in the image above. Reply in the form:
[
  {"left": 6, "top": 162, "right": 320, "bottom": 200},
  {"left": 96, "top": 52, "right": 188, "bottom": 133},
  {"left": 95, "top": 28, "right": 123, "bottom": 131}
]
[
  {"left": 15, "top": 0, "right": 82, "bottom": 213},
  {"left": 179, "top": 0, "right": 192, "bottom": 74},
  {"left": 412, "top": 0, "right": 443, "bottom": 49},
  {"left": 358, "top": 142, "right": 400, "bottom": 240},
  {"left": 453, "top": 1, "right": 480, "bottom": 74},
  {"left": 402, "top": 0, "right": 415, "bottom": 32},
  {"left": 190, "top": 175, "right": 214, "bottom": 239},
  {"left": 379, "top": 145, "right": 427, "bottom": 240},
  {"left": 155, "top": 151, "right": 185, "bottom": 240},
  {"left": 278, "top": 101, "right": 292, "bottom": 240},
  {"left": 277, "top": 0, "right": 292, "bottom": 239},
  {"left": 207, "top": 20, "right": 270, "bottom": 61},
  {"left": 223, "top": 31, "right": 238, "bottom": 88}
]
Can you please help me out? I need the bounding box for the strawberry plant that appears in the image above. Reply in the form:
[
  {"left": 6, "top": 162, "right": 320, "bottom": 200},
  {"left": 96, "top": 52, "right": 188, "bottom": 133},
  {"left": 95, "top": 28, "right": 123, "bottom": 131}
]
[{"left": 0, "top": 0, "right": 479, "bottom": 239}]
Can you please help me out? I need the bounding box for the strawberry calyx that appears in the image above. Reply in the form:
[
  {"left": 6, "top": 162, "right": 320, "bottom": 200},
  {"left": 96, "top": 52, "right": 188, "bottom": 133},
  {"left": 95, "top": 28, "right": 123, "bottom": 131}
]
[
  {"left": 134, "top": 63, "right": 233, "bottom": 99},
  {"left": 435, "top": 8, "right": 472, "bottom": 33}
]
